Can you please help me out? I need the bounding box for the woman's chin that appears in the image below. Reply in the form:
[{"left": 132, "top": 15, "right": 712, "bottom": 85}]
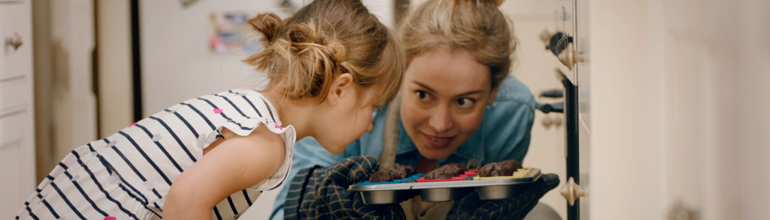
[{"left": 416, "top": 147, "right": 453, "bottom": 161}]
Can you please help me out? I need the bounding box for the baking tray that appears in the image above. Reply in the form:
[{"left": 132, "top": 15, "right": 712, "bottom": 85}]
[
  {"left": 350, "top": 175, "right": 420, "bottom": 205},
  {"left": 349, "top": 168, "right": 541, "bottom": 204}
]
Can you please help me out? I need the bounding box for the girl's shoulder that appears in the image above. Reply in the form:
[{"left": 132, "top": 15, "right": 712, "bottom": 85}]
[{"left": 180, "top": 89, "right": 281, "bottom": 123}]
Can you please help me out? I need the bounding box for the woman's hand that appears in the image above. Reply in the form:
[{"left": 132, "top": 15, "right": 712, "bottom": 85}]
[
  {"left": 284, "top": 156, "right": 406, "bottom": 220},
  {"left": 164, "top": 126, "right": 285, "bottom": 219}
]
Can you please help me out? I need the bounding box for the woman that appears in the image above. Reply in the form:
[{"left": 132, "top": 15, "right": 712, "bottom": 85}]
[{"left": 271, "top": 0, "right": 559, "bottom": 219}]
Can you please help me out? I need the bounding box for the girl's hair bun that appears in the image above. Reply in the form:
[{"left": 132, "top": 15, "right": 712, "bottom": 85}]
[{"left": 248, "top": 13, "right": 283, "bottom": 44}]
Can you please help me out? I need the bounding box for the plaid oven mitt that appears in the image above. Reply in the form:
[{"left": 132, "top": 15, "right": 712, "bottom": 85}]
[
  {"left": 446, "top": 173, "right": 560, "bottom": 220},
  {"left": 284, "top": 156, "right": 406, "bottom": 220}
]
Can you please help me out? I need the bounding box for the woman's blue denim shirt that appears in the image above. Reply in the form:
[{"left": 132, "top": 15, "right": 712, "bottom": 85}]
[{"left": 270, "top": 75, "right": 535, "bottom": 219}]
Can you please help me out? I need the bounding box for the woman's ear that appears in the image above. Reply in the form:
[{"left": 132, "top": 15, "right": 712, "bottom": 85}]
[
  {"left": 488, "top": 86, "right": 499, "bottom": 105},
  {"left": 326, "top": 73, "right": 354, "bottom": 106}
]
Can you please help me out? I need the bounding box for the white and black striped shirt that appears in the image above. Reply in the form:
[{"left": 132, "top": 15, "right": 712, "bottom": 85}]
[{"left": 17, "top": 89, "right": 296, "bottom": 220}]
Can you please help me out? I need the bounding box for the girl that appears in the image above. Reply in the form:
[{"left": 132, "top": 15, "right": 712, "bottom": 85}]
[{"left": 16, "top": 0, "right": 404, "bottom": 219}]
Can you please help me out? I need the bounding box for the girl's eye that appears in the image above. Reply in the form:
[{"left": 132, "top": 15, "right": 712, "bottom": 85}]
[
  {"left": 416, "top": 91, "right": 432, "bottom": 102},
  {"left": 457, "top": 98, "right": 476, "bottom": 109}
]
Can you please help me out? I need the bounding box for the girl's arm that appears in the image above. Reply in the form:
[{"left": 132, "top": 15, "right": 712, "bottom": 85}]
[{"left": 164, "top": 125, "right": 285, "bottom": 220}]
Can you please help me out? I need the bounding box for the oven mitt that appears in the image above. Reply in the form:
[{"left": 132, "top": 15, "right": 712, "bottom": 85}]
[
  {"left": 284, "top": 156, "right": 406, "bottom": 220},
  {"left": 445, "top": 173, "right": 560, "bottom": 220}
]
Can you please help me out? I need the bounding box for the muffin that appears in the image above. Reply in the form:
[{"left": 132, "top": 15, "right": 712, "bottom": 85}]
[
  {"left": 369, "top": 164, "right": 415, "bottom": 182},
  {"left": 424, "top": 163, "right": 467, "bottom": 180},
  {"left": 478, "top": 159, "right": 523, "bottom": 177}
]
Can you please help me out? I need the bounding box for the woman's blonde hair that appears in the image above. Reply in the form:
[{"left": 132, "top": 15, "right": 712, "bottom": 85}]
[
  {"left": 399, "top": 0, "right": 515, "bottom": 89},
  {"left": 244, "top": 0, "right": 405, "bottom": 106}
]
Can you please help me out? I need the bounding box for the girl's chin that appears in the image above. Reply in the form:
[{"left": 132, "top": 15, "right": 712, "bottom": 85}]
[{"left": 319, "top": 140, "right": 346, "bottom": 154}]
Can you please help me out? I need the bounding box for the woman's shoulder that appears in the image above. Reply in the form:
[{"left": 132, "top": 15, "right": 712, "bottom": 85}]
[{"left": 494, "top": 75, "right": 535, "bottom": 108}]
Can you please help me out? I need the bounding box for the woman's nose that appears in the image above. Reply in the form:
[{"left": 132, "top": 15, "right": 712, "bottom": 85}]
[{"left": 428, "top": 106, "right": 453, "bottom": 133}]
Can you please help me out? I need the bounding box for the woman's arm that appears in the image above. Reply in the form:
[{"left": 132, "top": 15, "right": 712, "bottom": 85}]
[
  {"left": 270, "top": 137, "right": 352, "bottom": 219},
  {"left": 272, "top": 104, "right": 392, "bottom": 219},
  {"left": 164, "top": 125, "right": 285, "bottom": 220},
  {"left": 283, "top": 156, "right": 406, "bottom": 219}
]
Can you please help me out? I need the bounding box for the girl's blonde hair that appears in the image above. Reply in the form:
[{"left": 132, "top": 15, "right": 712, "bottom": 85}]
[
  {"left": 244, "top": 0, "right": 405, "bottom": 106},
  {"left": 399, "top": 0, "right": 515, "bottom": 89}
]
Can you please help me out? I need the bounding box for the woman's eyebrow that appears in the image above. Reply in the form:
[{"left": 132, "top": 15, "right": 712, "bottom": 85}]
[
  {"left": 413, "top": 81, "right": 437, "bottom": 93},
  {"left": 456, "top": 90, "right": 484, "bottom": 96},
  {"left": 414, "top": 81, "right": 484, "bottom": 97}
]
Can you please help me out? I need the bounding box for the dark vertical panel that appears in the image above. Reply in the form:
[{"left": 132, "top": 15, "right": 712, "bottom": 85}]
[
  {"left": 393, "top": 0, "right": 410, "bottom": 26},
  {"left": 560, "top": 71, "right": 580, "bottom": 220},
  {"left": 92, "top": 0, "right": 101, "bottom": 137},
  {"left": 130, "top": 0, "right": 142, "bottom": 121}
]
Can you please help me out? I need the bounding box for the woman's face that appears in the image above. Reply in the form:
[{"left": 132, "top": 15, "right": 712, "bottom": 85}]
[{"left": 400, "top": 47, "right": 498, "bottom": 160}]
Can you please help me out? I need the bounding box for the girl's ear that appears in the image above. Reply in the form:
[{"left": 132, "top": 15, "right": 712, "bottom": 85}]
[{"left": 326, "top": 73, "right": 354, "bottom": 106}]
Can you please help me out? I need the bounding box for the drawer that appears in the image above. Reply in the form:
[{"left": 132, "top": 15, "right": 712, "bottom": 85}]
[{"left": 0, "top": 0, "right": 33, "bottom": 81}]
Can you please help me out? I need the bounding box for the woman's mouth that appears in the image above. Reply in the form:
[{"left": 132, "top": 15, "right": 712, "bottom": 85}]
[{"left": 422, "top": 133, "right": 456, "bottom": 149}]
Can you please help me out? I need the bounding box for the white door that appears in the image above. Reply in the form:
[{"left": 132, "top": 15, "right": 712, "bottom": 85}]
[
  {"left": 0, "top": 0, "right": 36, "bottom": 218},
  {"left": 575, "top": 0, "right": 590, "bottom": 219},
  {"left": 589, "top": 0, "right": 770, "bottom": 219},
  {"left": 499, "top": 1, "right": 575, "bottom": 219}
]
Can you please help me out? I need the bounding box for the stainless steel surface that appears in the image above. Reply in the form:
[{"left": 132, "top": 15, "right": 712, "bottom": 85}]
[
  {"left": 359, "top": 190, "right": 416, "bottom": 205},
  {"left": 477, "top": 184, "right": 521, "bottom": 200},
  {"left": 350, "top": 169, "right": 542, "bottom": 204},
  {"left": 349, "top": 182, "right": 414, "bottom": 191},
  {"left": 419, "top": 187, "right": 474, "bottom": 202},
  {"left": 350, "top": 181, "right": 416, "bottom": 205},
  {"left": 412, "top": 169, "right": 541, "bottom": 189}
]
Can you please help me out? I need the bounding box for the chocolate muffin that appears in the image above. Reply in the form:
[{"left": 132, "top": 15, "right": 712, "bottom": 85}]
[
  {"left": 425, "top": 163, "right": 467, "bottom": 180},
  {"left": 369, "top": 164, "right": 415, "bottom": 183},
  {"left": 478, "top": 159, "right": 523, "bottom": 177}
]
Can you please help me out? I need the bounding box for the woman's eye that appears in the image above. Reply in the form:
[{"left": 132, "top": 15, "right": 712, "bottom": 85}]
[
  {"left": 416, "top": 91, "right": 431, "bottom": 102},
  {"left": 457, "top": 98, "right": 476, "bottom": 109}
]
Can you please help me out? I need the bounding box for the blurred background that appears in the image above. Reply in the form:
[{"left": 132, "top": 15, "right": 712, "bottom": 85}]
[{"left": 0, "top": 0, "right": 768, "bottom": 219}]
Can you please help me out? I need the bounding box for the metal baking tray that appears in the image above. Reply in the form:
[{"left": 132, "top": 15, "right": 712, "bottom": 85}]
[
  {"left": 349, "top": 180, "right": 417, "bottom": 205},
  {"left": 349, "top": 168, "right": 541, "bottom": 204}
]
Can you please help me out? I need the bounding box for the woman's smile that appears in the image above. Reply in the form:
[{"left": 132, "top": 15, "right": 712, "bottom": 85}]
[{"left": 421, "top": 132, "right": 457, "bottom": 149}]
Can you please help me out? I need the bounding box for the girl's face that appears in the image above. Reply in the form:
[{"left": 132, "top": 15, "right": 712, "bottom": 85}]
[
  {"left": 400, "top": 47, "right": 498, "bottom": 160},
  {"left": 315, "top": 78, "right": 376, "bottom": 154}
]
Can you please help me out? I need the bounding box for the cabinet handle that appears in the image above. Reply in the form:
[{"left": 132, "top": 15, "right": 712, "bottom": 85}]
[
  {"left": 5, "top": 32, "right": 22, "bottom": 51},
  {"left": 560, "top": 177, "right": 586, "bottom": 206},
  {"left": 558, "top": 43, "right": 584, "bottom": 70},
  {"left": 667, "top": 202, "right": 699, "bottom": 220}
]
